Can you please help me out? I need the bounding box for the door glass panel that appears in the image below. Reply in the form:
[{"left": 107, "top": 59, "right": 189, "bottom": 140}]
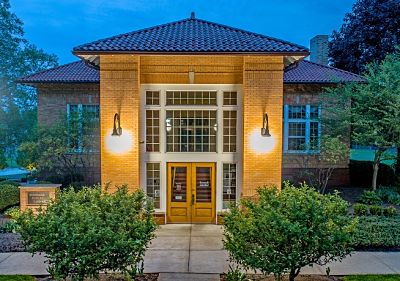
[
  {"left": 196, "top": 167, "right": 211, "bottom": 202},
  {"left": 171, "top": 167, "right": 187, "bottom": 202}
]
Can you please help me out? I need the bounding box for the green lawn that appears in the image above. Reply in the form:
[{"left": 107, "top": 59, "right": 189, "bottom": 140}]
[
  {"left": 0, "top": 276, "right": 35, "bottom": 281},
  {"left": 344, "top": 275, "right": 400, "bottom": 281}
]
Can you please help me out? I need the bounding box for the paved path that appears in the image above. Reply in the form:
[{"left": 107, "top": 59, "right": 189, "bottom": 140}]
[{"left": 1, "top": 224, "right": 400, "bottom": 276}]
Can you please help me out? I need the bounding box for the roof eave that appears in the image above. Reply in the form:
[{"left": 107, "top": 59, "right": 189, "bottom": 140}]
[{"left": 73, "top": 50, "right": 310, "bottom": 56}]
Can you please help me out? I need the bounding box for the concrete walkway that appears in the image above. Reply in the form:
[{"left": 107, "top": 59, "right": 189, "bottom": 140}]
[{"left": 1, "top": 224, "right": 400, "bottom": 277}]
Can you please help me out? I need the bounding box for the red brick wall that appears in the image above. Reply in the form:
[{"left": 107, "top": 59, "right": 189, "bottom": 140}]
[
  {"left": 282, "top": 84, "right": 350, "bottom": 186},
  {"left": 37, "top": 83, "right": 101, "bottom": 184}
]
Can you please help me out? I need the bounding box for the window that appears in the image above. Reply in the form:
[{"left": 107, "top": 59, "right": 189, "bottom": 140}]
[
  {"left": 284, "top": 105, "right": 320, "bottom": 152},
  {"left": 223, "top": 163, "right": 237, "bottom": 209},
  {"left": 223, "top": 91, "right": 237, "bottom": 106},
  {"left": 146, "top": 163, "right": 160, "bottom": 209},
  {"left": 166, "top": 91, "right": 217, "bottom": 105},
  {"left": 146, "top": 110, "right": 160, "bottom": 152},
  {"left": 166, "top": 110, "right": 217, "bottom": 152},
  {"left": 223, "top": 111, "right": 237, "bottom": 152},
  {"left": 146, "top": 91, "right": 160, "bottom": 105},
  {"left": 67, "top": 104, "right": 100, "bottom": 152}
]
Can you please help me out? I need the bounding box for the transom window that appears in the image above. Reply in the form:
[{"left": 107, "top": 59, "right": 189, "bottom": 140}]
[
  {"left": 166, "top": 91, "right": 217, "bottom": 106},
  {"left": 166, "top": 110, "right": 217, "bottom": 152},
  {"left": 146, "top": 91, "right": 160, "bottom": 105},
  {"left": 284, "top": 105, "right": 320, "bottom": 152}
]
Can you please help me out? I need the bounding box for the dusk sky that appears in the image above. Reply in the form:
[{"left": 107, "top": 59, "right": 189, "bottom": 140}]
[{"left": 11, "top": 0, "right": 357, "bottom": 64}]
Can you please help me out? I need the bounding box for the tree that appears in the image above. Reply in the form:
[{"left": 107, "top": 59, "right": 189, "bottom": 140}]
[
  {"left": 0, "top": 0, "right": 58, "bottom": 165},
  {"left": 17, "top": 111, "right": 100, "bottom": 186},
  {"left": 329, "top": 0, "right": 400, "bottom": 75},
  {"left": 323, "top": 52, "right": 400, "bottom": 190},
  {"left": 223, "top": 183, "right": 356, "bottom": 281},
  {"left": 296, "top": 136, "right": 349, "bottom": 194}
]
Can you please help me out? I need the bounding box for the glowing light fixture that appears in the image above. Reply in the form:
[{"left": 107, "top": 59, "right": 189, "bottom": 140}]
[
  {"left": 261, "top": 113, "right": 271, "bottom": 137},
  {"left": 249, "top": 128, "right": 276, "bottom": 154},
  {"left": 106, "top": 129, "right": 133, "bottom": 154},
  {"left": 112, "top": 113, "right": 122, "bottom": 136}
]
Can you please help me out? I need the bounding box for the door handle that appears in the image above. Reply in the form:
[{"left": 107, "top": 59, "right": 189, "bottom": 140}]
[{"left": 191, "top": 194, "right": 195, "bottom": 206}]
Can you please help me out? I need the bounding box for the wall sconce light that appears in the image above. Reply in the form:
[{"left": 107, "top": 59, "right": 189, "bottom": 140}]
[
  {"left": 213, "top": 123, "right": 218, "bottom": 132},
  {"left": 261, "top": 113, "right": 271, "bottom": 137},
  {"left": 166, "top": 118, "right": 172, "bottom": 132},
  {"left": 112, "top": 113, "right": 122, "bottom": 136}
]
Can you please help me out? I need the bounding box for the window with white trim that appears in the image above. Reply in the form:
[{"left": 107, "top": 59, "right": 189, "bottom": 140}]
[
  {"left": 223, "top": 163, "right": 237, "bottom": 209},
  {"left": 283, "top": 105, "right": 320, "bottom": 152},
  {"left": 67, "top": 104, "right": 100, "bottom": 152},
  {"left": 146, "top": 162, "right": 160, "bottom": 209}
]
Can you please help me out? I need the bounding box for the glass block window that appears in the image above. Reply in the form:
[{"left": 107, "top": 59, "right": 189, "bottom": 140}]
[
  {"left": 146, "top": 110, "right": 160, "bottom": 152},
  {"left": 166, "top": 91, "right": 217, "bottom": 106},
  {"left": 67, "top": 104, "right": 100, "bottom": 152},
  {"left": 223, "top": 163, "right": 237, "bottom": 209},
  {"left": 146, "top": 163, "right": 160, "bottom": 209},
  {"left": 166, "top": 110, "right": 217, "bottom": 152},
  {"left": 146, "top": 91, "right": 160, "bottom": 105},
  {"left": 223, "top": 111, "right": 237, "bottom": 152},
  {"left": 284, "top": 105, "right": 321, "bottom": 152},
  {"left": 223, "top": 91, "right": 237, "bottom": 106}
]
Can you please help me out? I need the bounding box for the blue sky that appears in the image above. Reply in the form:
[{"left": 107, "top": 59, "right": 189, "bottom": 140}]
[{"left": 11, "top": 0, "right": 356, "bottom": 64}]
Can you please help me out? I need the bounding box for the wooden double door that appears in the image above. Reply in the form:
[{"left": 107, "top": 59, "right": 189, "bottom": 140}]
[{"left": 167, "top": 163, "right": 216, "bottom": 224}]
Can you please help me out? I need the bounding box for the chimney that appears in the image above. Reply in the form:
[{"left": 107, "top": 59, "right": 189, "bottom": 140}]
[{"left": 310, "top": 35, "right": 329, "bottom": 65}]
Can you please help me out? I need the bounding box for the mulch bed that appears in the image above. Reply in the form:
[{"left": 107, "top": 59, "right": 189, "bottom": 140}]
[
  {"left": 220, "top": 275, "right": 342, "bottom": 281},
  {"left": 0, "top": 233, "right": 26, "bottom": 252}
]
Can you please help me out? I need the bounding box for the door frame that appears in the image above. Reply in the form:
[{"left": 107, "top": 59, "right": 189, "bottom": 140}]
[{"left": 167, "top": 162, "right": 216, "bottom": 224}]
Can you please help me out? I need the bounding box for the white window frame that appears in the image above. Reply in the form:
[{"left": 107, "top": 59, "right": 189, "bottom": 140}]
[
  {"left": 283, "top": 104, "right": 321, "bottom": 154},
  {"left": 140, "top": 84, "right": 242, "bottom": 213}
]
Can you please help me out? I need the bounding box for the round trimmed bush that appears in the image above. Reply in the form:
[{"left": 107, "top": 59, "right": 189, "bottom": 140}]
[
  {"left": 383, "top": 206, "right": 397, "bottom": 217},
  {"left": 370, "top": 205, "right": 383, "bottom": 216},
  {"left": 0, "top": 184, "right": 20, "bottom": 212},
  {"left": 353, "top": 203, "right": 368, "bottom": 216},
  {"left": 17, "top": 185, "right": 157, "bottom": 281}
]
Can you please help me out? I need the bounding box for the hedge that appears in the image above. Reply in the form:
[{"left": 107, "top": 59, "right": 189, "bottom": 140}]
[
  {"left": 0, "top": 184, "right": 20, "bottom": 212},
  {"left": 352, "top": 216, "right": 400, "bottom": 249}
]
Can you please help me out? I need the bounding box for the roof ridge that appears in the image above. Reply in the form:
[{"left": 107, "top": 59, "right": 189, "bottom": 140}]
[
  {"left": 302, "top": 60, "right": 364, "bottom": 79},
  {"left": 191, "top": 17, "right": 308, "bottom": 51},
  {"left": 17, "top": 61, "right": 80, "bottom": 81},
  {"left": 73, "top": 17, "right": 193, "bottom": 52},
  {"left": 73, "top": 16, "right": 308, "bottom": 53}
]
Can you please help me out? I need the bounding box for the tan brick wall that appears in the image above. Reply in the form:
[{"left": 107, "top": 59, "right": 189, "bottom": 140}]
[
  {"left": 100, "top": 55, "right": 140, "bottom": 192},
  {"left": 242, "top": 56, "right": 284, "bottom": 197},
  {"left": 140, "top": 55, "right": 243, "bottom": 84}
]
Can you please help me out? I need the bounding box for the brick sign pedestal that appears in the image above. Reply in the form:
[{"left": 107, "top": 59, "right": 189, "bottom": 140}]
[{"left": 20, "top": 184, "right": 60, "bottom": 213}]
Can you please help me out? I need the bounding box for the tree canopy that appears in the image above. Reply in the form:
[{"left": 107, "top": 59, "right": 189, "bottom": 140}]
[
  {"left": 0, "top": 0, "right": 58, "bottom": 167},
  {"left": 329, "top": 0, "right": 400, "bottom": 74},
  {"left": 323, "top": 51, "right": 400, "bottom": 189}
]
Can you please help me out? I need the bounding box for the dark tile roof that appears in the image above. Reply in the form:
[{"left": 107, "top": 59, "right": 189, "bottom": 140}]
[
  {"left": 16, "top": 61, "right": 99, "bottom": 84},
  {"left": 17, "top": 60, "right": 364, "bottom": 85},
  {"left": 73, "top": 16, "right": 308, "bottom": 54},
  {"left": 284, "top": 60, "right": 365, "bottom": 84}
]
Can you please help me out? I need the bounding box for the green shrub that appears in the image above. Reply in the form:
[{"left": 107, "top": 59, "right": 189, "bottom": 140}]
[
  {"left": 352, "top": 217, "right": 400, "bottom": 248},
  {"left": 383, "top": 206, "right": 397, "bottom": 217},
  {"left": 369, "top": 205, "right": 383, "bottom": 216},
  {"left": 223, "top": 182, "right": 356, "bottom": 281},
  {"left": 225, "top": 266, "right": 248, "bottom": 281},
  {"left": 17, "top": 185, "right": 157, "bottom": 281},
  {"left": 358, "top": 190, "right": 383, "bottom": 205},
  {"left": 376, "top": 187, "right": 400, "bottom": 205},
  {"left": 353, "top": 203, "right": 368, "bottom": 216},
  {"left": 0, "top": 184, "right": 20, "bottom": 212},
  {"left": 0, "top": 180, "right": 20, "bottom": 187}
]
